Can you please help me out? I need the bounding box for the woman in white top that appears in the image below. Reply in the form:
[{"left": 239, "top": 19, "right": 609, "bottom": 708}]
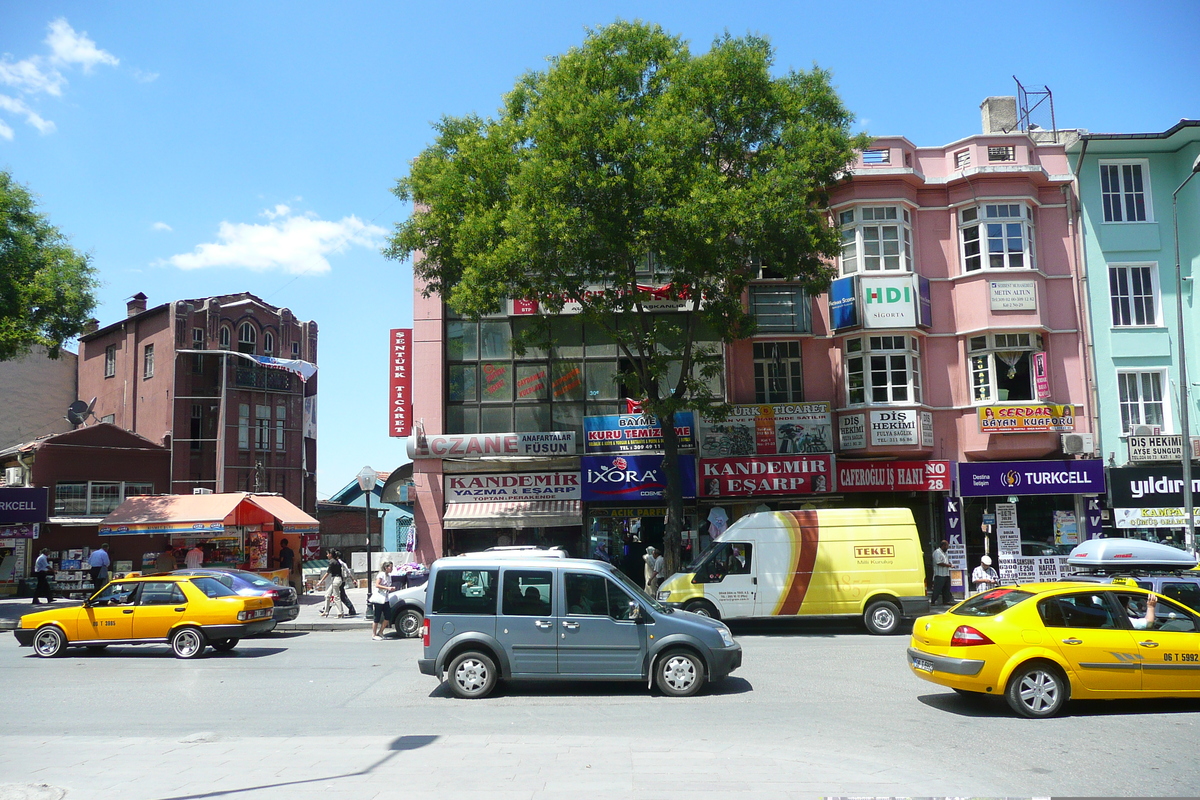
[{"left": 371, "top": 561, "right": 394, "bottom": 640}]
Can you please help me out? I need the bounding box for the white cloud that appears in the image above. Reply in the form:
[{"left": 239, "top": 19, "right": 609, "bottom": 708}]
[
  {"left": 45, "top": 19, "right": 119, "bottom": 72},
  {"left": 0, "top": 118, "right": 12, "bottom": 141},
  {"left": 0, "top": 94, "right": 55, "bottom": 134},
  {"left": 132, "top": 69, "right": 158, "bottom": 83},
  {"left": 151, "top": 221, "right": 173, "bottom": 232},
  {"left": 0, "top": 55, "right": 65, "bottom": 96},
  {"left": 162, "top": 207, "right": 387, "bottom": 275}
]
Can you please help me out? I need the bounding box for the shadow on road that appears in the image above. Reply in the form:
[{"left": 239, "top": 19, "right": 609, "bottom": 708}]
[
  {"left": 28, "top": 646, "right": 289, "bottom": 660},
  {"left": 728, "top": 617, "right": 914, "bottom": 638},
  {"left": 919, "top": 691, "right": 1200, "bottom": 719},
  {"left": 428, "top": 676, "right": 752, "bottom": 700}
]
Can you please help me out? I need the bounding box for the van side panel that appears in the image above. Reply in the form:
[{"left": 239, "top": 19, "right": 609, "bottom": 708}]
[
  {"left": 800, "top": 520, "right": 926, "bottom": 615},
  {"left": 773, "top": 510, "right": 821, "bottom": 616}
]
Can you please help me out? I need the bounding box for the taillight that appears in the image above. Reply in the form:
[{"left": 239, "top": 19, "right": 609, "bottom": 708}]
[
  {"left": 265, "top": 589, "right": 281, "bottom": 599},
  {"left": 421, "top": 618, "right": 430, "bottom": 647},
  {"left": 950, "top": 625, "right": 994, "bottom": 647}
]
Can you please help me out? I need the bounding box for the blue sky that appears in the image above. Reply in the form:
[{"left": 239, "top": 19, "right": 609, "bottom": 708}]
[{"left": 2, "top": 1, "right": 1197, "bottom": 499}]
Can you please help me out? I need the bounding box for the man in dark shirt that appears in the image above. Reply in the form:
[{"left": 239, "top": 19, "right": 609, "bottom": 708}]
[{"left": 278, "top": 538, "right": 298, "bottom": 592}]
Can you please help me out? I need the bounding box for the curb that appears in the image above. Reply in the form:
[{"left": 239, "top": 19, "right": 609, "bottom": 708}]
[{"left": 275, "top": 621, "right": 372, "bottom": 632}]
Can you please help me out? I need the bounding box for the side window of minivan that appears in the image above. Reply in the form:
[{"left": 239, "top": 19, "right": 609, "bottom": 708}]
[
  {"left": 693, "top": 542, "right": 753, "bottom": 584},
  {"left": 431, "top": 569, "right": 499, "bottom": 615},
  {"left": 565, "top": 572, "right": 608, "bottom": 616},
  {"left": 502, "top": 570, "right": 553, "bottom": 616}
]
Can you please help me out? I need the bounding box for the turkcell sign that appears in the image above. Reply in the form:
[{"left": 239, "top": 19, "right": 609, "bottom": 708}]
[
  {"left": 408, "top": 431, "right": 575, "bottom": 459},
  {"left": 583, "top": 412, "right": 695, "bottom": 453},
  {"left": 445, "top": 472, "right": 581, "bottom": 503},
  {"left": 0, "top": 487, "right": 49, "bottom": 524},
  {"left": 699, "top": 454, "right": 833, "bottom": 497},
  {"left": 581, "top": 454, "right": 696, "bottom": 502},
  {"left": 956, "top": 460, "right": 1105, "bottom": 497}
]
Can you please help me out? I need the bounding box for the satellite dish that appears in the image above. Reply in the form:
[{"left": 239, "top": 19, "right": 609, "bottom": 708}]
[{"left": 66, "top": 397, "right": 98, "bottom": 427}]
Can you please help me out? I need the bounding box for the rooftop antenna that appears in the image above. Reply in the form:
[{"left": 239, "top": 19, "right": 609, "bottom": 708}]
[{"left": 1010, "top": 77, "right": 1058, "bottom": 142}]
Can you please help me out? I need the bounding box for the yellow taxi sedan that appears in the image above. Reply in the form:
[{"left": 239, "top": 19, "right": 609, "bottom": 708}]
[
  {"left": 907, "top": 582, "right": 1200, "bottom": 718},
  {"left": 14, "top": 575, "right": 275, "bottom": 659}
]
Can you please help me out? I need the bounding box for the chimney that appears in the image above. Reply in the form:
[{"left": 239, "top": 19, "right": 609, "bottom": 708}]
[
  {"left": 981, "top": 96, "right": 1017, "bottom": 135},
  {"left": 82, "top": 318, "right": 99, "bottom": 335},
  {"left": 127, "top": 292, "right": 148, "bottom": 317}
]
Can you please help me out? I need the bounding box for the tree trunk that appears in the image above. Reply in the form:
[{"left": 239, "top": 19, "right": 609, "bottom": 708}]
[{"left": 658, "top": 409, "right": 686, "bottom": 578}]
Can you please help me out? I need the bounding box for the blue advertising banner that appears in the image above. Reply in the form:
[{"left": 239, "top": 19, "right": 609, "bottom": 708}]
[
  {"left": 917, "top": 275, "right": 933, "bottom": 329},
  {"left": 583, "top": 412, "right": 695, "bottom": 453},
  {"left": 0, "top": 487, "right": 49, "bottom": 524},
  {"left": 957, "top": 460, "right": 1105, "bottom": 497},
  {"left": 581, "top": 454, "right": 697, "bottom": 502},
  {"left": 829, "top": 276, "right": 858, "bottom": 330}
]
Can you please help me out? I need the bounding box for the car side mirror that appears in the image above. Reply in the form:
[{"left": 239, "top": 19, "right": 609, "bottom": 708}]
[{"left": 628, "top": 601, "right": 642, "bottom": 622}]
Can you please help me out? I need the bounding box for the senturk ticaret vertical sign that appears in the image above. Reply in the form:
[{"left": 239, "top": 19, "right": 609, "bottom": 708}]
[{"left": 390, "top": 329, "right": 412, "bottom": 437}]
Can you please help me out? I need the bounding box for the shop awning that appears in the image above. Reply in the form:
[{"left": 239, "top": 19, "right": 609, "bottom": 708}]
[
  {"left": 443, "top": 500, "right": 581, "bottom": 530},
  {"left": 98, "top": 493, "right": 271, "bottom": 536},
  {"left": 247, "top": 495, "right": 320, "bottom": 533}
]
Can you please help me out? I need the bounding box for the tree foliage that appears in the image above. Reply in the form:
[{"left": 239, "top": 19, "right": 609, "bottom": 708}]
[
  {"left": 0, "top": 170, "right": 98, "bottom": 360},
  {"left": 386, "top": 21, "right": 867, "bottom": 570}
]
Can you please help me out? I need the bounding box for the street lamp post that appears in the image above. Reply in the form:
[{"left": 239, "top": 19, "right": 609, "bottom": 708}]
[
  {"left": 356, "top": 466, "right": 378, "bottom": 595},
  {"left": 1172, "top": 153, "right": 1200, "bottom": 557}
]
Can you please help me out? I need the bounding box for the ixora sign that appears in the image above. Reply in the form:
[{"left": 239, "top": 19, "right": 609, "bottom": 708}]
[
  {"left": 581, "top": 454, "right": 696, "bottom": 502},
  {"left": 977, "top": 404, "right": 1076, "bottom": 433},
  {"left": 583, "top": 412, "right": 695, "bottom": 454},
  {"left": 957, "top": 460, "right": 1105, "bottom": 497},
  {"left": 699, "top": 454, "right": 833, "bottom": 498},
  {"left": 837, "top": 461, "right": 951, "bottom": 492},
  {"left": 697, "top": 403, "right": 832, "bottom": 458},
  {"left": 408, "top": 431, "right": 575, "bottom": 459},
  {"left": 445, "top": 472, "right": 581, "bottom": 503}
]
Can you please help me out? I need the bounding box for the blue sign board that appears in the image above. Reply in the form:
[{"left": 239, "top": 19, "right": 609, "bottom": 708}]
[
  {"left": 829, "top": 276, "right": 858, "bottom": 330},
  {"left": 957, "top": 460, "right": 1105, "bottom": 497},
  {"left": 583, "top": 412, "right": 695, "bottom": 453},
  {"left": 0, "top": 487, "right": 49, "bottom": 524},
  {"left": 917, "top": 275, "right": 933, "bottom": 329},
  {"left": 581, "top": 454, "right": 697, "bottom": 502}
]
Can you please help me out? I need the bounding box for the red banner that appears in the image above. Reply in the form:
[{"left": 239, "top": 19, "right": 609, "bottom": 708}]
[
  {"left": 389, "top": 328, "right": 412, "bottom": 437},
  {"left": 699, "top": 455, "right": 833, "bottom": 497},
  {"left": 836, "top": 460, "right": 951, "bottom": 492}
]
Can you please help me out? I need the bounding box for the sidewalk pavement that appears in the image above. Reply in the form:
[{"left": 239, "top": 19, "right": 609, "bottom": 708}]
[{"left": 0, "top": 584, "right": 380, "bottom": 633}]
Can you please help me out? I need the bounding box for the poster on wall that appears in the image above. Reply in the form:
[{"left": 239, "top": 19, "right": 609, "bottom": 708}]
[
  {"left": 699, "top": 454, "right": 833, "bottom": 497},
  {"left": 697, "top": 403, "right": 832, "bottom": 458},
  {"left": 583, "top": 412, "right": 695, "bottom": 453},
  {"left": 388, "top": 328, "right": 412, "bottom": 437},
  {"left": 581, "top": 454, "right": 696, "bottom": 502},
  {"left": 1053, "top": 510, "right": 1079, "bottom": 546}
]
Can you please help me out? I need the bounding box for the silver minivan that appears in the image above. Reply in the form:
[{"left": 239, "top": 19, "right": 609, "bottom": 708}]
[{"left": 417, "top": 555, "right": 742, "bottom": 698}]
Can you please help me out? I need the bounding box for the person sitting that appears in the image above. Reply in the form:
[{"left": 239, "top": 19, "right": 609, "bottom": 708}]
[{"left": 1128, "top": 594, "right": 1157, "bottom": 630}]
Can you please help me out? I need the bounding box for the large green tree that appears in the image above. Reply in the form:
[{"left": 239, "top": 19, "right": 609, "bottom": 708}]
[
  {"left": 386, "top": 21, "right": 866, "bottom": 573},
  {"left": 0, "top": 170, "right": 97, "bottom": 360}
]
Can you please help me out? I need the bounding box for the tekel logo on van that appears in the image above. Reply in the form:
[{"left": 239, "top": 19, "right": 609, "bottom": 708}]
[{"left": 854, "top": 545, "right": 895, "bottom": 559}]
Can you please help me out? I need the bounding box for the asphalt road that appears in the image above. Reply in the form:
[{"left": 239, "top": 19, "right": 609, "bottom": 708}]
[{"left": 1, "top": 620, "right": 1197, "bottom": 799}]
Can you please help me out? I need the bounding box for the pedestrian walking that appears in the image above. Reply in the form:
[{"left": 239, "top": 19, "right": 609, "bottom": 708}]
[
  {"left": 32, "top": 548, "right": 53, "bottom": 605},
  {"left": 88, "top": 543, "right": 111, "bottom": 589},
  {"left": 371, "top": 561, "right": 394, "bottom": 640},
  {"left": 931, "top": 539, "right": 954, "bottom": 606},
  {"left": 155, "top": 541, "right": 176, "bottom": 574},
  {"left": 316, "top": 551, "right": 346, "bottom": 617},
  {"left": 971, "top": 555, "right": 998, "bottom": 594},
  {"left": 652, "top": 548, "right": 666, "bottom": 590},
  {"left": 335, "top": 550, "right": 358, "bottom": 616}
]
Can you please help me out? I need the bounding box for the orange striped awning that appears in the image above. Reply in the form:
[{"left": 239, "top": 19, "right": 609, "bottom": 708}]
[{"left": 442, "top": 500, "right": 581, "bottom": 529}]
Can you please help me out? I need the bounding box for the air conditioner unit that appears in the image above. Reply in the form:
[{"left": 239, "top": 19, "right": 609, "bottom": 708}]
[
  {"left": 1062, "top": 433, "right": 1095, "bottom": 455},
  {"left": 1131, "top": 424, "right": 1159, "bottom": 436},
  {"left": 4, "top": 466, "right": 24, "bottom": 487},
  {"left": 193, "top": 487, "right": 213, "bottom": 495}
]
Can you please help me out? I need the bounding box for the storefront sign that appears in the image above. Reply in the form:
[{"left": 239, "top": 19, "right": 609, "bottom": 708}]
[
  {"left": 581, "top": 455, "right": 696, "bottom": 502},
  {"left": 408, "top": 431, "right": 576, "bottom": 459},
  {"left": 0, "top": 487, "right": 48, "bottom": 524},
  {"left": 1126, "top": 435, "right": 1200, "bottom": 462},
  {"left": 869, "top": 409, "right": 921, "bottom": 446},
  {"left": 921, "top": 411, "right": 934, "bottom": 447},
  {"left": 836, "top": 460, "right": 951, "bottom": 492},
  {"left": 989, "top": 280, "right": 1038, "bottom": 311},
  {"left": 862, "top": 276, "right": 917, "bottom": 328},
  {"left": 1083, "top": 495, "right": 1104, "bottom": 539},
  {"left": 999, "top": 555, "right": 1065, "bottom": 583},
  {"left": 699, "top": 454, "right": 833, "bottom": 497},
  {"left": 957, "top": 460, "right": 1105, "bottom": 497},
  {"left": 697, "top": 403, "right": 832, "bottom": 458},
  {"left": 445, "top": 471, "right": 581, "bottom": 503},
  {"left": 943, "top": 497, "right": 965, "bottom": 569},
  {"left": 1109, "top": 466, "right": 1200, "bottom": 509},
  {"left": 977, "top": 403, "right": 1076, "bottom": 433},
  {"left": 509, "top": 284, "right": 701, "bottom": 315},
  {"left": 588, "top": 506, "right": 669, "bottom": 518},
  {"left": 829, "top": 277, "right": 858, "bottom": 330},
  {"left": 389, "top": 328, "right": 412, "bottom": 437},
  {"left": 1113, "top": 507, "right": 1193, "bottom": 528},
  {"left": 839, "top": 413, "right": 866, "bottom": 450},
  {"left": 0, "top": 523, "right": 38, "bottom": 539},
  {"left": 1032, "top": 352, "right": 1051, "bottom": 399},
  {"left": 583, "top": 412, "right": 695, "bottom": 453}
]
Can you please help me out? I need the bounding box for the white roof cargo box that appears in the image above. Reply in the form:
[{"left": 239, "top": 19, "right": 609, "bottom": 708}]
[{"left": 1067, "top": 538, "right": 1198, "bottom": 571}]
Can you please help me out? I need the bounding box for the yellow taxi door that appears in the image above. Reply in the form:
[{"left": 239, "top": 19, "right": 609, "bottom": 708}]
[
  {"left": 1116, "top": 592, "right": 1200, "bottom": 697},
  {"left": 1039, "top": 590, "right": 1142, "bottom": 693},
  {"left": 78, "top": 581, "right": 138, "bottom": 641},
  {"left": 133, "top": 581, "right": 189, "bottom": 639}
]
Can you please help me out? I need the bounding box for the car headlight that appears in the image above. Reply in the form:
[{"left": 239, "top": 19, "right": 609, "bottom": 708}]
[
  {"left": 718, "top": 627, "right": 735, "bottom": 647},
  {"left": 657, "top": 591, "right": 670, "bottom": 601}
]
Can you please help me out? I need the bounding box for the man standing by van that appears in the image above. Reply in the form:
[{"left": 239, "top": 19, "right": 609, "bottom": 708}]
[{"left": 931, "top": 540, "right": 954, "bottom": 606}]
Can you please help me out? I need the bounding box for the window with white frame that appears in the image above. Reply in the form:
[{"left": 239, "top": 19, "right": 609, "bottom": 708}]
[
  {"left": 1100, "top": 160, "right": 1151, "bottom": 223},
  {"left": 1117, "top": 370, "right": 1167, "bottom": 434},
  {"left": 255, "top": 404, "right": 271, "bottom": 449},
  {"left": 1109, "top": 264, "right": 1159, "bottom": 327},
  {"left": 53, "top": 481, "right": 156, "bottom": 516},
  {"left": 750, "top": 286, "right": 811, "bottom": 333},
  {"left": 104, "top": 344, "right": 116, "bottom": 378},
  {"left": 142, "top": 344, "right": 154, "bottom": 379},
  {"left": 845, "top": 335, "right": 921, "bottom": 405},
  {"left": 238, "top": 403, "right": 250, "bottom": 450},
  {"left": 220, "top": 326, "right": 232, "bottom": 349},
  {"left": 753, "top": 341, "right": 803, "bottom": 403},
  {"left": 263, "top": 330, "right": 275, "bottom": 355},
  {"left": 968, "top": 332, "right": 1043, "bottom": 403},
  {"left": 238, "top": 322, "right": 257, "bottom": 354},
  {"left": 959, "top": 203, "right": 1034, "bottom": 272},
  {"left": 839, "top": 206, "right": 912, "bottom": 274}
]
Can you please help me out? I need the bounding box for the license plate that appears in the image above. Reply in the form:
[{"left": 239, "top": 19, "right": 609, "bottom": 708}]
[{"left": 912, "top": 657, "right": 934, "bottom": 673}]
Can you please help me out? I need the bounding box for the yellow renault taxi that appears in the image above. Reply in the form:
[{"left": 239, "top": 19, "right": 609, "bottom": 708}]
[
  {"left": 907, "top": 583, "right": 1200, "bottom": 718},
  {"left": 14, "top": 574, "right": 274, "bottom": 659}
]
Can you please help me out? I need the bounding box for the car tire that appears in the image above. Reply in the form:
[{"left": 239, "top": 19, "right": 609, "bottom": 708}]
[
  {"left": 398, "top": 609, "right": 422, "bottom": 639},
  {"left": 1005, "top": 662, "right": 1068, "bottom": 719},
  {"left": 447, "top": 650, "right": 498, "bottom": 699},
  {"left": 655, "top": 649, "right": 706, "bottom": 697},
  {"left": 683, "top": 600, "right": 719, "bottom": 619},
  {"left": 170, "top": 627, "right": 207, "bottom": 659},
  {"left": 33, "top": 625, "right": 66, "bottom": 658},
  {"left": 211, "top": 638, "right": 239, "bottom": 652},
  {"left": 863, "top": 600, "right": 902, "bottom": 635}
]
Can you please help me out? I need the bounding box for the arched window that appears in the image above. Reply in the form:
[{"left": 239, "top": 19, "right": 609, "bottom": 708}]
[
  {"left": 263, "top": 331, "right": 275, "bottom": 356},
  {"left": 238, "top": 322, "right": 257, "bottom": 354},
  {"left": 219, "top": 325, "right": 231, "bottom": 349}
]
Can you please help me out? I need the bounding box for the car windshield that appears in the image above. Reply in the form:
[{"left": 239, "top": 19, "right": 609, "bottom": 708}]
[
  {"left": 223, "top": 570, "right": 277, "bottom": 587},
  {"left": 190, "top": 576, "right": 238, "bottom": 598},
  {"left": 606, "top": 565, "right": 670, "bottom": 613},
  {"left": 952, "top": 587, "right": 1034, "bottom": 617}
]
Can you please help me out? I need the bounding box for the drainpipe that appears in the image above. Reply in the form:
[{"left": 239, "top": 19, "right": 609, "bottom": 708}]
[{"left": 1067, "top": 138, "right": 1103, "bottom": 458}]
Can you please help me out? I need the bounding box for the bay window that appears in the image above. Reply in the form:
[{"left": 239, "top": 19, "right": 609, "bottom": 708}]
[
  {"left": 968, "top": 332, "right": 1043, "bottom": 403},
  {"left": 845, "top": 335, "right": 921, "bottom": 405},
  {"left": 959, "top": 203, "right": 1034, "bottom": 272},
  {"left": 839, "top": 206, "right": 912, "bottom": 274}
]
